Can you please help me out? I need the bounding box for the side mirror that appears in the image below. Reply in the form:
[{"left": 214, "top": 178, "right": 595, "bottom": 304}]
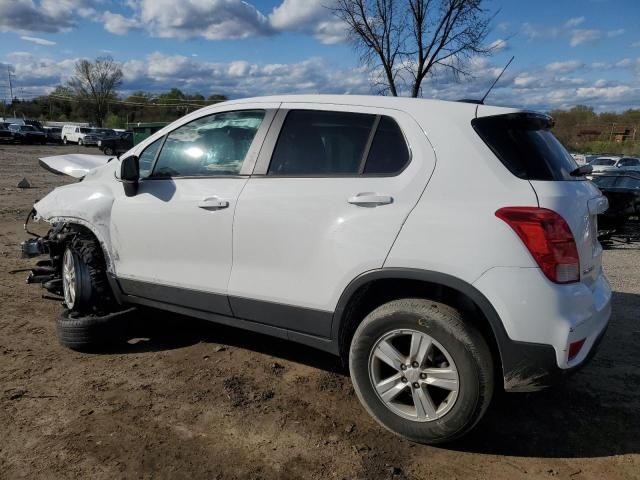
[{"left": 120, "top": 155, "right": 139, "bottom": 196}]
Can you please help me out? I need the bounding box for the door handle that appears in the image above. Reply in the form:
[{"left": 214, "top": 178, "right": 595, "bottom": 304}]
[
  {"left": 198, "top": 196, "right": 229, "bottom": 210},
  {"left": 348, "top": 192, "right": 394, "bottom": 207}
]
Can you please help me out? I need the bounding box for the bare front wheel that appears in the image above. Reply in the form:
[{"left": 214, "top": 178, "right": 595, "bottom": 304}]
[
  {"left": 349, "top": 298, "right": 494, "bottom": 444},
  {"left": 62, "top": 249, "right": 78, "bottom": 309}
]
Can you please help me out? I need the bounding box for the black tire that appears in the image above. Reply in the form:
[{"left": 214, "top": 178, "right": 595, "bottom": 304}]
[
  {"left": 104, "top": 146, "right": 114, "bottom": 156},
  {"left": 56, "top": 309, "right": 130, "bottom": 351},
  {"left": 63, "top": 136, "right": 67, "bottom": 145},
  {"left": 78, "top": 138, "right": 83, "bottom": 146},
  {"left": 62, "top": 231, "right": 115, "bottom": 315},
  {"left": 349, "top": 298, "right": 494, "bottom": 444}
]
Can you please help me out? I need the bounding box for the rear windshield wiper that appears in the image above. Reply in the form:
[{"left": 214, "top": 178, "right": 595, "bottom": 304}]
[{"left": 570, "top": 164, "right": 593, "bottom": 177}]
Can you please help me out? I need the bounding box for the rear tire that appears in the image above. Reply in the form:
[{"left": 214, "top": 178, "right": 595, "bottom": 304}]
[
  {"left": 63, "top": 136, "right": 67, "bottom": 145},
  {"left": 349, "top": 298, "right": 494, "bottom": 444}
]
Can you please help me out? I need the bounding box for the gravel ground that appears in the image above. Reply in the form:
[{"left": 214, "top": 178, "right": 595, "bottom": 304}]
[{"left": 0, "top": 144, "right": 639, "bottom": 480}]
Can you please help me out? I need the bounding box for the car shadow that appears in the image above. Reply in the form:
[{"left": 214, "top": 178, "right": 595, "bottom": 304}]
[
  {"left": 95, "top": 291, "right": 639, "bottom": 458},
  {"left": 100, "top": 306, "right": 344, "bottom": 374}
]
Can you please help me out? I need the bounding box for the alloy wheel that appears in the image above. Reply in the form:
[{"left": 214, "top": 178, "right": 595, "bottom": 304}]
[
  {"left": 368, "top": 329, "right": 459, "bottom": 422},
  {"left": 62, "top": 249, "right": 77, "bottom": 309}
]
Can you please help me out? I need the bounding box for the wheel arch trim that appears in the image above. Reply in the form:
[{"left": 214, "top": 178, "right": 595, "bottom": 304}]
[{"left": 330, "top": 268, "right": 558, "bottom": 391}]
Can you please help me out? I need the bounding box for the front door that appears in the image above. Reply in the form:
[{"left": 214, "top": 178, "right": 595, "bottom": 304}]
[{"left": 111, "top": 107, "right": 275, "bottom": 315}]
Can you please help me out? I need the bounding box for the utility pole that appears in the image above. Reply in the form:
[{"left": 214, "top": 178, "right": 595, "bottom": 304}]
[{"left": 7, "top": 66, "right": 13, "bottom": 102}]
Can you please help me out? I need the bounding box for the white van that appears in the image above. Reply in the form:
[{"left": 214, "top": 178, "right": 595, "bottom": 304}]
[{"left": 61, "top": 125, "right": 92, "bottom": 145}]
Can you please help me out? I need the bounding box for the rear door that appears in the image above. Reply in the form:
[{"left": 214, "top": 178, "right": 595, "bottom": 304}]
[
  {"left": 228, "top": 104, "right": 436, "bottom": 337},
  {"left": 473, "top": 110, "right": 606, "bottom": 287}
]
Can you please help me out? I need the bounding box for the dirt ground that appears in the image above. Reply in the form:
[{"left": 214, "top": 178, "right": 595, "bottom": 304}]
[{"left": 0, "top": 143, "right": 639, "bottom": 480}]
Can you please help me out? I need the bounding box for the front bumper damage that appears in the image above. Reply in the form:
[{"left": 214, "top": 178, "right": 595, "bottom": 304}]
[{"left": 16, "top": 209, "right": 72, "bottom": 297}]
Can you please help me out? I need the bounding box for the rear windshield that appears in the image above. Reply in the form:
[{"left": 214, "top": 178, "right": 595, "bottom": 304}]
[{"left": 472, "top": 113, "right": 579, "bottom": 181}]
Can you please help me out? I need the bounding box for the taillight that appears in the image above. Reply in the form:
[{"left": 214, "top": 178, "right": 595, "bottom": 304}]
[{"left": 495, "top": 207, "right": 580, "bottom": 284}]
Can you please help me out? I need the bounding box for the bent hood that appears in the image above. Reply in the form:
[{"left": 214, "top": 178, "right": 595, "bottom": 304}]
[{"left": 39, "top": 154, "right": 113, "bottom": 178}]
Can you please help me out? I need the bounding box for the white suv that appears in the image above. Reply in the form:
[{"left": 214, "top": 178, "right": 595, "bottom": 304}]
[{"left": 21, "top": 95, "right": 612, "bottom": 444}]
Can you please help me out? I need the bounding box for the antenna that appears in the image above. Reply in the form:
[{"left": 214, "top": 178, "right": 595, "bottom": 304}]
[{"left": 480, "top": 55, "right": 514, "bottom": 104}]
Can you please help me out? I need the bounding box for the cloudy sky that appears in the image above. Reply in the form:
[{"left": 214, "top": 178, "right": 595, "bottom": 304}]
[{"left": 0, "top": 0, "right": 639, "bottom": 111}]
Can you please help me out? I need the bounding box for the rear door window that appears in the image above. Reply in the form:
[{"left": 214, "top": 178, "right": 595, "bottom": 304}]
[
  {"left": 472, "top": 113, "right": 579, "bottom": 180},
  {"left": 267, "top": 110, "right": 410, "bottom": 176}
]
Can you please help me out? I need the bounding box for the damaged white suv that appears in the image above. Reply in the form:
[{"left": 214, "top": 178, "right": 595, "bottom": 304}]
[{"left": 21, "top": 95, "right": 612, "bottom": 444}]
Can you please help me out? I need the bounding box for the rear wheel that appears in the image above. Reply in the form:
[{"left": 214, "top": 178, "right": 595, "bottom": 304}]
[
  {"left": 349, "top": 298, "right": 494, "bottom": 444},
  {"left": 63, "top": 136, "right": 68, "bottom": 145}
]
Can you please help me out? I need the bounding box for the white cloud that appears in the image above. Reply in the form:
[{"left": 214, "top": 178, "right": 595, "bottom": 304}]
[
  {"left": 103, "top": 11, "right": 139, "bottom": 35},
  {"left": 20, "top": 35, "right": 56, "bottom": 46},
  {"left": 570, "top": 29, "right": 601, "bottom": 47},
  {"left": 607, "top": 29, "right": 625, "bottom": 38},
  {"left": 631, "top": 41, "right": 640, "bottom": 48},
  {"left": 132, "top": 0, "right": 273, "bottom": 40},
  {"left": 0, "top": 0, "right": 94, "bottom": 33},
  {"left": 268, "top": 0, "right": 346, "bottom": 44},
  {"left": 545, "top": 60, "right": 583, "bottom": 73},
  {"left": 488, "top": 38, "right": 508, "bottom": 52},
  {"left": 564, "top": 16, "right": 585, "bottom": 28}
]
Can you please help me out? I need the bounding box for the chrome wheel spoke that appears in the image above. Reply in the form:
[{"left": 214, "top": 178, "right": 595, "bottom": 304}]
[
  {"left": 373, "top": 339, "right": 406, "bottom": 371},
  {"left": 423, "top": 368, "right": 458, "bottom": 391},
  {"left": 409, "top": 332, "right": 431, "bottom": 367},
  {"left": 412, "top": 386, "right": 437, "bottom": 420},
  {"left": 375, "top": 373, "right": 407, "bottom": 402}
]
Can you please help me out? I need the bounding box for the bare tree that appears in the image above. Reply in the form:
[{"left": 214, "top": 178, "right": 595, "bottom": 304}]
[
  {"left": 69, "top": 56, "right": 123, "bottom": 126},
  {"left": 332, "top": 0, "right": 496, "bottom": 97}
]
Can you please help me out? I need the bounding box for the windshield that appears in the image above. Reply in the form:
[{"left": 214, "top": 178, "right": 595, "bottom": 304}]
[
  {"left": 20, "top": 126, "right": 36, "bottom": 132},
  {"left": 591, "top": 158, "right": 617, "bottom": 166}
]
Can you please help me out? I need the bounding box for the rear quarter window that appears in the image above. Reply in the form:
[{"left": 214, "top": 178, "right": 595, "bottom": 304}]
[{"left": 472, "top": 113, "right": 579, "bottom": 181}]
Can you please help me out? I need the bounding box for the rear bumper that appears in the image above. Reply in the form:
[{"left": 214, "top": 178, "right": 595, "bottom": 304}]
[{"left": 474, "top": 266, "right": 612, "bottom": 391}]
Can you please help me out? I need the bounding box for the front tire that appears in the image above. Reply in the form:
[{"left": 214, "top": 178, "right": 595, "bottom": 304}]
[
  {"left": 349, "top": 298, "right": 494, "bottom": 444},
  {"left": 61, "top": 233, "right": 115, "bottom": 314},
  {"left": 78, "top": 138, "right": 83, "bottom": 146},
  {"left": 103, "top": 146, "right": 114, "bottom": 156}
]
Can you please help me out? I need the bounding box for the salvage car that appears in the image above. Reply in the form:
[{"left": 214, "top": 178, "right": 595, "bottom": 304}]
[
  {"left": 8, "top": 124, "right": 46, "bottom": 144},
  {"left": 0, "top": 122, "right": 14, "bottom": 143},
  {"left": 590, "top": 170, "right": 640, "bottom": 234},
  {"left": 98, "top": 130, "right": 133, "bottom": 156},
  {"left": 19, "top": 95, "right": 612, "bottom": 445},
  {"left": 83, "top": 128, "right": 116, "bottom": 147},
  {"left": 43, "top": 127, "right": 63, "bottom": 144}
]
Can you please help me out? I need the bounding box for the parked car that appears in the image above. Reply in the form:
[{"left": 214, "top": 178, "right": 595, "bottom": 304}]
[
  {"left": 8, "top": 124, "right": 46, "bottom": 144},
  {"left": 61, "top": 125, "right": 92, "bottom": 145},
  {"left": 83, "top": 128, "right": 116, "bottom": 147},
  {"left": 590, "top": 170, "right": 640, "bottom": 234},
  {"left": 589, "top": 156, "right": 622, "bottom": 172},
  {"left": 616, "top": 157, "right": 640, "bottom": 171},
  {"left": 0, "top": 123, "right": 14, "bottom": 143},
  {"left": 20, "top": 95, "right": 611, "bottom": 445},
  {"left": 43, "top": 127, "right": 63, "bottom": 144},
  {"left": 98, "top": 131, "right": 134, "bottom": 156}
]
